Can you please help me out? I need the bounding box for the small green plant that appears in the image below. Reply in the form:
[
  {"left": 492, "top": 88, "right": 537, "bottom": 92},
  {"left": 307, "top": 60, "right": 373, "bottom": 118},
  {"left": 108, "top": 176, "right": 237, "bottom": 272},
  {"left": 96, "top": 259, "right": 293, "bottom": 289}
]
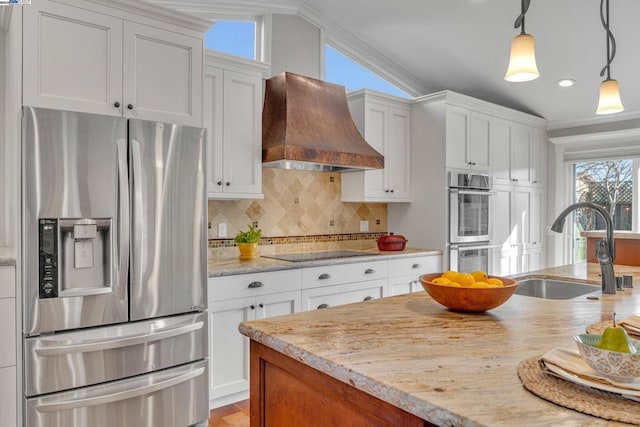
[{"left": 234, "top": 224, "right": 262, "bottom": 243}]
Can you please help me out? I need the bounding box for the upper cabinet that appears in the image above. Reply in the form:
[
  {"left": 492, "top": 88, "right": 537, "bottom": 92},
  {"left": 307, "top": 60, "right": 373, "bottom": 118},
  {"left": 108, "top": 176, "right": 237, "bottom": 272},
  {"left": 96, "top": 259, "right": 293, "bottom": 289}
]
[
  {"left": 492, "top": 121, "right": 546, "bottom": 188},
  {"left": 204, "top": 52, "right": 269, "bottom": 200},
  {"left": 22, "top": 0, "right": 208, "bottom": 127},
  {"left": 445, "top": 106, "right": 491, "bottom": 171},
  {"left": 342, "top": 90, "right": 411, "bottom": 202}
]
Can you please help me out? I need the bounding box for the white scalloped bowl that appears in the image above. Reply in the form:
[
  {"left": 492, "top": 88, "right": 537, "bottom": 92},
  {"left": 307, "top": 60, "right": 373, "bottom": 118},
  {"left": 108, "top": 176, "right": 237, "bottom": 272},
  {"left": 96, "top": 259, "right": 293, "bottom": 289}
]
[{"left": 574, "top": 334, "right": 640, "bottom": 382}]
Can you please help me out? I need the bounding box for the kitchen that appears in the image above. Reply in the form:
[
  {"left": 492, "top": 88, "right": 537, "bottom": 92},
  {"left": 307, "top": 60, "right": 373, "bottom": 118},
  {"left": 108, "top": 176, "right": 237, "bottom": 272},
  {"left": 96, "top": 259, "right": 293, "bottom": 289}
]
[{"left": 2, "top": 0, "right": 640, "bottom": 426}]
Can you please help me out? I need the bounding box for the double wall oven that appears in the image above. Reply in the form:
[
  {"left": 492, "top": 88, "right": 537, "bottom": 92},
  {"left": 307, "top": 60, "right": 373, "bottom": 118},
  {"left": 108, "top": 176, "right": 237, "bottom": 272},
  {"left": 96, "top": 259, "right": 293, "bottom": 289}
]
[{"left": 448, "top": 172, "right": 494, "bottom": 273}]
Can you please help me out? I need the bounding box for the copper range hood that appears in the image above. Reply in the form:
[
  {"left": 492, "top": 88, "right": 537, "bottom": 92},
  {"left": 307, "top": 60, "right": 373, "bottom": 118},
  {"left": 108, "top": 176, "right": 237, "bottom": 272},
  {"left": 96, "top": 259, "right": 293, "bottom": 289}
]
[{"left": 262, "top": 72, "right": 384, "bottom": 172}]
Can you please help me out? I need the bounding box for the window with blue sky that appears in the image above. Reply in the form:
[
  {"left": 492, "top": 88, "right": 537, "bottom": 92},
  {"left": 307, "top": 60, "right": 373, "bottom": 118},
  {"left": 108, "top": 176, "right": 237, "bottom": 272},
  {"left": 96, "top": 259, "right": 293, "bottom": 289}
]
[
  {"left": 324, "top": 46, "right": 411, "bottom": 99},
  {"left": 205, "top": 21, "right": 256, "bottom": 60}
]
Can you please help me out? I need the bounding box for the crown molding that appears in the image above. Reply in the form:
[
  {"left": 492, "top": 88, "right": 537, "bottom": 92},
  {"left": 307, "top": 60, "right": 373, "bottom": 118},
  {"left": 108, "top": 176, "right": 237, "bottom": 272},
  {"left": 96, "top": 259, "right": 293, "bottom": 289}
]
[
  {"left": 0, "top": 7, "right": 11, "bottom": 31},
  {"left": 298, "top": 2, "right": 427, "bottom": 98},
  {"left": 205, "top": 49, "right": 271, "bottom": 77},
  {"left": 548, "top": 128, "right": 640, "bottom": 146},
  {"left": 546, "top": 109, "right": 640, "bottom": 132},
  {"left": 145, "top": 0, "right": 301, "bottom": 18},
  {"left": 347, "top": 89, "right": 411, "bottom": 108}
]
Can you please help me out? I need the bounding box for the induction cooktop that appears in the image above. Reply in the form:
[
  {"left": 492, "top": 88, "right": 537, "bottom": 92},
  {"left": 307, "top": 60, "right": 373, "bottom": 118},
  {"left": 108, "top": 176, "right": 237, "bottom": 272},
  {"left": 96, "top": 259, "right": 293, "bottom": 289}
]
[{"left": 262, "top": 250, "right": 377, "bottom": 262}]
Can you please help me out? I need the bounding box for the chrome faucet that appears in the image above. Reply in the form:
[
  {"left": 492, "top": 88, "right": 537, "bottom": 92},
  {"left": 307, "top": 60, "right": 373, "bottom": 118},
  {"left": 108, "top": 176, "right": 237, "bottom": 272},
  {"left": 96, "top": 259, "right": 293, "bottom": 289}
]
[{"left": 551, "top": 202, "right": 616, "bottom": 294}]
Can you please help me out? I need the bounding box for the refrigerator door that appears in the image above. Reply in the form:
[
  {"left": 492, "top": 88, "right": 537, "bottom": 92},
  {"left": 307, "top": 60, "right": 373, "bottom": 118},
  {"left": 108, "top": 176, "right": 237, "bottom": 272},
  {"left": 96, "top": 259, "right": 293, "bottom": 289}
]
[
  {"left": 129, "top": 119, "right": 207, "bottom": 321},
  {"left": 22, "top": 107, "right": 129, "bottom": 335},
  {"left": 24, "top": 311, "right": 207, "bottom": 396},
  {"left": 25, "top": 360, "right": 209, "bottom": 427}
]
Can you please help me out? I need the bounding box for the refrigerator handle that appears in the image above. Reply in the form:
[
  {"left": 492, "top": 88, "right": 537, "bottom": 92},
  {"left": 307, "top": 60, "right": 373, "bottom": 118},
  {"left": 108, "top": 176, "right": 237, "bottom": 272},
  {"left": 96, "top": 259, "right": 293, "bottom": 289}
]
[
  {"left": 130, "top": 139, "right": 144, "bottom": 296},
  {"left": 34, "top": 366, "right": 205, "bottom": 413},
  {"left": 116, "top": 139, "right": 130, "bottom": 301}
]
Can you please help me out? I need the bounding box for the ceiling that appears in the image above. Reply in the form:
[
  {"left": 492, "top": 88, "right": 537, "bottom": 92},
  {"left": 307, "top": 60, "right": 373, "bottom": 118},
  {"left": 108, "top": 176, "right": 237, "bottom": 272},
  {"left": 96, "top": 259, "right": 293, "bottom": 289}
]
[{"left": 151, "top": 0, "right": 640, "bottom": 128}]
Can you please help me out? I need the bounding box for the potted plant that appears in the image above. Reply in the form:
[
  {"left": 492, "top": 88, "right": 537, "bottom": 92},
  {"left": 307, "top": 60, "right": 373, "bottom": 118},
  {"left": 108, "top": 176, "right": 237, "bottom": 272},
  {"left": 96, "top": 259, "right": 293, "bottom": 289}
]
[{"left": 234, "top": 224, "right": 262, "bottom": 260}]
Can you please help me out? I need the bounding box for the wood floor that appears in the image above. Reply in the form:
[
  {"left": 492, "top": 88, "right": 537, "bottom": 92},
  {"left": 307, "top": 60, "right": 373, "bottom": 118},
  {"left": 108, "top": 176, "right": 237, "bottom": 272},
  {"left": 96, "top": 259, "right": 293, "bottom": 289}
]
[{"left": 209, "top": 400, "right": 250, "bottom": 427}]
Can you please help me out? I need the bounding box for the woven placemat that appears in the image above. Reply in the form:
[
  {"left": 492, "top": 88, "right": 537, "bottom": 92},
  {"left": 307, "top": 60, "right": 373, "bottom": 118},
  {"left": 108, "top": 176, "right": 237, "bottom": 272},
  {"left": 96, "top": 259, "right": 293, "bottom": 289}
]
[
  {"left": 586, "top": 320, "right": 640, "bottom": 338},
  {"left": 517, "top": 356, "right": 640, "bottom": 425}
]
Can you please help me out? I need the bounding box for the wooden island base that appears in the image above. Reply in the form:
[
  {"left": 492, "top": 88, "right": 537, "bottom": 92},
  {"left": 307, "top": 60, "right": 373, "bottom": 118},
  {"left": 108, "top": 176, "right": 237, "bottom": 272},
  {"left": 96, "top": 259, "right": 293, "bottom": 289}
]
[{"left": 249, "top": 340, "right": 431, "bottom": 427}]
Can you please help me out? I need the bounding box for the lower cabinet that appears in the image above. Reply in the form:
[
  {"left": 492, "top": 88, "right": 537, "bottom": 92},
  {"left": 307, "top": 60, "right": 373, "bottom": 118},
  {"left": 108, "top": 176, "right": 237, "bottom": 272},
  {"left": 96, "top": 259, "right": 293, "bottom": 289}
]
[
  {"left": 0, "top": 366, "right": 16, "bottom": 427},
  {"left": 387, "top": 255, "right": 441, "bottom": 296},
  {"left": 301, "top": 280, "right": 386, "bottom": 311},
  {"left": 0, "top": 266, "right": 16, "bottom": 427},
  {"left": 492, "top": 246, "right": 543, "bottom": 276}
]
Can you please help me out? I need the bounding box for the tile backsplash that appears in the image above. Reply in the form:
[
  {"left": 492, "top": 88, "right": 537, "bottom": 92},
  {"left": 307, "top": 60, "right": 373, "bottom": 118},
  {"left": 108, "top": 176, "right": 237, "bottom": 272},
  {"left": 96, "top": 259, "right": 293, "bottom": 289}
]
[{"left": 208, "top": 168, "right": 387, "bottom": 239}]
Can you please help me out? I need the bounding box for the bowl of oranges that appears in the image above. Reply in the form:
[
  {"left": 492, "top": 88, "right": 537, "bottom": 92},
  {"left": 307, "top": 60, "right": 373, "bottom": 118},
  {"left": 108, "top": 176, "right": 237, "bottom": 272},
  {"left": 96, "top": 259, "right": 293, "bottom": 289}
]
[{"left": 419, "top": 271, "right": 518, "bottom": 313}]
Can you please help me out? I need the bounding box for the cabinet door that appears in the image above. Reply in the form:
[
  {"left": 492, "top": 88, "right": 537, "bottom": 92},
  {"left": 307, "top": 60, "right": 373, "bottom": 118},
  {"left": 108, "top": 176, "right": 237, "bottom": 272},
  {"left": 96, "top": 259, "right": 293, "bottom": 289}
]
[
  {"left": 491, "top": 119, "right": 512, "bottom": 186},
  {"left": 531, "top": 129, "right": 546, "bottom": 187},
  {"left": 387, "top": 106, "right": 411, "bottom": 200},
  {"left": 301, "top": 280, "right": 386, "bottom": 311},
  {"left": 469, "top": 112, "right": 491, "bottom": 170},
  {"left": 23, "top": 0, "right": 123, "bottom": 116},
  {"left": 123, "top": 21, "right": 203, "bottom": 127},
  {"left": 204, "top": 66, "right": 224, "bottom": 196},
  {"left": 209, "top": 297, "right": 254, "bottom": 401},
  {"left": 222, "top": 70, "right": 263, "bottom": 196},
  {"left": 491, "top": 248, "right": 519, "bottom": 276},
  {"left": 388, "top": 275, "right": 415, "bottom": 296},
  {"left": 363, "top": 102, "right": 388, "bottom": 199},
  {"left": 492, "top": 185, "right": 513, "bottom": 248},
  {"left": 0, "top": 366, "right": 16, "bottom": 427},
  {"left": 256, "top": 291, "right": 301, "bottom": 319},
  {"left": 529, "top": 187, "right": 544, "bottom": 246},
  {"left": 0, "top": 298, "right": 15, "bottom": 368},
  {"left": 445, "top": 106, "right": 470, "bottom": 169},
  {"left": 510, "top": 125, "right": 533, "bottom": 186},
  {"left": 513, "top": 187, "right": 531, "bottom": 247}
]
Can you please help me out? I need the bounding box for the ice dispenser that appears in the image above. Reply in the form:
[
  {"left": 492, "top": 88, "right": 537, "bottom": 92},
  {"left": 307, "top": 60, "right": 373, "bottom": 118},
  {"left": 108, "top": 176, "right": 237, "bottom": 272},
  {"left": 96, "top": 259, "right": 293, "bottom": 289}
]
[{"left": 39, "top": 218, "right": 113, "bottom": 299}]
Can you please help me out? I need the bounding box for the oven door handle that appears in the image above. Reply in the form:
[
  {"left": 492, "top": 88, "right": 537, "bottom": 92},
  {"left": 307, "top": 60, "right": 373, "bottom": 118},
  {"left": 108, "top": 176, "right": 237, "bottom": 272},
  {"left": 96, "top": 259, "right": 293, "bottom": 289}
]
[
  {"left": 450, "top": 243, "right": 494, "bottom": 251},
  {"left": 450, "top": 189, "right": 497, "bottom": 196}
]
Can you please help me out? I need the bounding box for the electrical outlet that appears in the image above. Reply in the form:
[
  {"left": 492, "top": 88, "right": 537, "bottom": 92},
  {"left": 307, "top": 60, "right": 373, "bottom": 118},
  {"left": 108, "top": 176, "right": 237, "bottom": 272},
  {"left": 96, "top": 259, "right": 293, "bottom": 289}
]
[
  {"left": 218, "top": 223, "right": 227, "bottom": 238},
  {"left": 360, "top": 220, "right": 369, "bottom": 232}
]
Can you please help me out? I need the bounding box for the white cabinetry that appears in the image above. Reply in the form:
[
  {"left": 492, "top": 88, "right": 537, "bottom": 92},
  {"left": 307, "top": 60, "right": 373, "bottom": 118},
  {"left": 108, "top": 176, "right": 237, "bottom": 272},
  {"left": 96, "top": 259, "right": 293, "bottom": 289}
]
[
  {"left": 492, "top": 121, "right": 541, "bottom": 188},
  {"left": 387, "top": 255, "right": 441, "bottom": 296},
  {"left": 205, "top": 53, "right": 268, "bottom": 199},
  {"left": 23, "top": 0, "right": 206, "bottom": 126},
  {"left": 445, "top": 106, "right": 491, "bottom": 171},
  {"left": 208, "top": 269, "right": 301, "bottom": 408},
  {"left": 342, "top": 90, "right": 411, "bottom": 202},
  {"left": 0, "top": 266, "right": 16, "bottom": 427}
]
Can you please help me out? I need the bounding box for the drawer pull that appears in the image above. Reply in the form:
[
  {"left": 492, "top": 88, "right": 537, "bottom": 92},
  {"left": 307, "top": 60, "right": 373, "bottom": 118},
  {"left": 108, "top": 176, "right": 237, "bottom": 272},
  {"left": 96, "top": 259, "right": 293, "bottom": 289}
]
[
  {"left": 258, "top": 303, "right": 264, "bottom": 308},
  {"left": 318, "top": 273, "right": 331, "bottom": 280},
  {"left": 364, "top": 269, "right": 375, "bottom": 274},
  {"left": 248, "top": 281, "right": 263, "bottom": 288},
  {"left": 363, "top": 296, "right": 374, "bottom": 301},
  {"left": 412, "top": 263, "right": 421, "bottom": 269},
  {"left": 317, "top": 303, "right": 330, "bottom": 309},
  {"left": 249, "top": 305, "right": 255, "bottom": 310}
]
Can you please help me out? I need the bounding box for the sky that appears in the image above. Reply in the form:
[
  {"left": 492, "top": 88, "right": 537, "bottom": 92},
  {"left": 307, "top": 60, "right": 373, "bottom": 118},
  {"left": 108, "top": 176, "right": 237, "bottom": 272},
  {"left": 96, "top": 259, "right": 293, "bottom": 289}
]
[{"left": 205, "top": 22, "right": 411, "bottom": 99}]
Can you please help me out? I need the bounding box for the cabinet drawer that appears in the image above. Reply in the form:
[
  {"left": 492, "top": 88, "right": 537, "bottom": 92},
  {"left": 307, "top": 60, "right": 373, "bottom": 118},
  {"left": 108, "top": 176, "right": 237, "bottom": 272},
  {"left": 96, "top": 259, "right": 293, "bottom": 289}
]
[
  {"left": 301, "top": 261, "right": 387, "bottom": 289},
  {"left": 301, "top": 280, "right": 386, "bottom": 311},
  {"left": 209, "top": 269, "right": 302, "bottom": 302},
  {"left": 388, "top": 256, "right": 440, "bottom": 277}
]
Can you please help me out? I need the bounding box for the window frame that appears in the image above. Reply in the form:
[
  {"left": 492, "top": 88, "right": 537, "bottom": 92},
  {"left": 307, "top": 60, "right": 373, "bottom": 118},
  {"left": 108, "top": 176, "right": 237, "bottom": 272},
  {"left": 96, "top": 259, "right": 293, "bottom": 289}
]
[{"left": 202, "top": 12, "right": 271, "bottom": 63}]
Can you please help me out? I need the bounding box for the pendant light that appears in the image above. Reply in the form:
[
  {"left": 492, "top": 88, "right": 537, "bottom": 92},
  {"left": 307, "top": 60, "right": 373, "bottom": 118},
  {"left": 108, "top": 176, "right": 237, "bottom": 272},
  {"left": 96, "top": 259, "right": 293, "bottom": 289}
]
[
  {"left": 596, "top": 0, "right": 624, "bottom": 115},
  {"left": 504, "top": 0, "right": 540, "bottom": 82}
]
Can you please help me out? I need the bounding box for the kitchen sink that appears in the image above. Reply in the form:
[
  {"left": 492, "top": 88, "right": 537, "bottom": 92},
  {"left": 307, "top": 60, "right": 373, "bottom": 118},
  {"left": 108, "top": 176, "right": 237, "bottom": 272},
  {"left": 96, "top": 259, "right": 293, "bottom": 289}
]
[{"left": 515, "top": 278, "right": 600, "bottom": 300}]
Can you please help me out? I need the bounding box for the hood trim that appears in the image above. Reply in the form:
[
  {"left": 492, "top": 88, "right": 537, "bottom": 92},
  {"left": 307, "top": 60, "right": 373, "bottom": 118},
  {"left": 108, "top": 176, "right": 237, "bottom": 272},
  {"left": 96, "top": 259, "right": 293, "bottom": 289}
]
[{"left": 262, "top": 72, "right": 384, "bottom": 172}]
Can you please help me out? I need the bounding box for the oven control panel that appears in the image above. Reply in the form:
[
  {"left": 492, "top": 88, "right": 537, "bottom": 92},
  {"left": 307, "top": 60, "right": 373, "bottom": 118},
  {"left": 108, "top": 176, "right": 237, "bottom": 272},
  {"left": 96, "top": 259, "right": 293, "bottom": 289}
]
[{"left": 39, "top": 219, "right": 58, "bottom": 298}]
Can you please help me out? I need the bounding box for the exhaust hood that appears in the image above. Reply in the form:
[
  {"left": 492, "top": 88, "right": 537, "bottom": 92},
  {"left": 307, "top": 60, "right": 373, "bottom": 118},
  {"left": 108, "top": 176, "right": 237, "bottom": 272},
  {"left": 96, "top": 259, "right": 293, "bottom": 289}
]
[{"left": 262, "top": 72, "right": 384, "bottom": 172}]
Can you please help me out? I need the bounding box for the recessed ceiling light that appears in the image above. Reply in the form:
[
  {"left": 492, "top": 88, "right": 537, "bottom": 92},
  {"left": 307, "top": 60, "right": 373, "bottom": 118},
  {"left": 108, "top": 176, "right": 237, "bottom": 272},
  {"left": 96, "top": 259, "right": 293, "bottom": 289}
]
[{"left": 557, "top": 79, "right": 576, "bottom": 87}]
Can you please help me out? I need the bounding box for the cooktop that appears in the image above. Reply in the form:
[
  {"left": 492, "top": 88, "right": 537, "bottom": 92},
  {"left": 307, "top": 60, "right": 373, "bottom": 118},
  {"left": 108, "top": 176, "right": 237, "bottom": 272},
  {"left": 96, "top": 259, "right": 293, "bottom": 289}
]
[{"left": 262, "top": 250, "right": 377, "bottom": 262}]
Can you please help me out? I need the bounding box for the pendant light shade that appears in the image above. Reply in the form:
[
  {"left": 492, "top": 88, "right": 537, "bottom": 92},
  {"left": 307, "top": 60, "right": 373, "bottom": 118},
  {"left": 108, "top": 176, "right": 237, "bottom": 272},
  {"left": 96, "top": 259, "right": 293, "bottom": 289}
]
[
  {"left": 596, "top": 79, "right": 624, "bottom": 115},
  {"left": 504, "top": 33, "right": 540, "bottom": 82}
]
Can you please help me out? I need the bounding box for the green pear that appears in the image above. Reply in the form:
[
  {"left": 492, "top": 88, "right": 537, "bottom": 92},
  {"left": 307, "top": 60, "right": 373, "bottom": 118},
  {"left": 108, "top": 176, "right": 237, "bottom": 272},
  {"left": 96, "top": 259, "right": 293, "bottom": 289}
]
[{"left": 597, "top": 313, "right": 638, "bottom": 354}]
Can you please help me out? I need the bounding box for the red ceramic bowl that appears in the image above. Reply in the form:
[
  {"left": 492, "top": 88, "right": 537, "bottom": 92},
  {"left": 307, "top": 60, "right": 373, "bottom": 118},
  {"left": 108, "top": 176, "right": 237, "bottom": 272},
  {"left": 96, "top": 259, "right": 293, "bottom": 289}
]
[{"left": 419, "top": 273, "right": 518, "bottom": 313}]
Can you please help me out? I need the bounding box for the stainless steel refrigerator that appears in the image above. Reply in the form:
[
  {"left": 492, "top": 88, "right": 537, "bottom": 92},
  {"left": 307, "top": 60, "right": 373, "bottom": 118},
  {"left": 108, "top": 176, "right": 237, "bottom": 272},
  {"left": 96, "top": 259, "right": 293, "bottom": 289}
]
[{"left": 21, "top": 106, "right": 208, "bottom": 427}]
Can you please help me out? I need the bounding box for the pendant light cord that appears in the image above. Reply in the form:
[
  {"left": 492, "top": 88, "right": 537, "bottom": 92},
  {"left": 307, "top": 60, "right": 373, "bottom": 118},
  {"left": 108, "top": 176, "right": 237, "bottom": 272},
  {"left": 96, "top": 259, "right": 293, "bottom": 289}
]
[
  {"left": 600, "top": 0, "right": 617, "bottom": 80},
  {"left": 514, "top": 0, "right": 531, "bottom": 35}
]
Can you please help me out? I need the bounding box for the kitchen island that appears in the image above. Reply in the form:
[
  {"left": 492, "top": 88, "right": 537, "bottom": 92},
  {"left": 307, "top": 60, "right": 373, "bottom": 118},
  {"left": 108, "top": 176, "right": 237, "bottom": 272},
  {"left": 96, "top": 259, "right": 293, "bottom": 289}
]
[{"left": 239, "top": 263, "right": 640, "bottom": 426}]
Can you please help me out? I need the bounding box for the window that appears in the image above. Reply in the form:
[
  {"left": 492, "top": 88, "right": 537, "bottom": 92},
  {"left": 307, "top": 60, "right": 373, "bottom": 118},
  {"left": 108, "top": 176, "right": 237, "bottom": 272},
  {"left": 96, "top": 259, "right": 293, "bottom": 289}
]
[
  {"left": 205, "top": 20, "right": 256, "bottom": 60},
  {"left": 571, "top": 159, "right": 639, "bottom": 261},
  {"left": 324, "top": 45, "right": 411, "bottom": 98}
]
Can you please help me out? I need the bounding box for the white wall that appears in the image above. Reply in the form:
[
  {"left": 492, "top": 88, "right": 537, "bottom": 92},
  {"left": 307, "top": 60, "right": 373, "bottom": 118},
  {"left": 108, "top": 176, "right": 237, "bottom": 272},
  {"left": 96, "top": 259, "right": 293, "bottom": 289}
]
[{"left": 270, "top": 14, "right": 321, "bottom": 79}]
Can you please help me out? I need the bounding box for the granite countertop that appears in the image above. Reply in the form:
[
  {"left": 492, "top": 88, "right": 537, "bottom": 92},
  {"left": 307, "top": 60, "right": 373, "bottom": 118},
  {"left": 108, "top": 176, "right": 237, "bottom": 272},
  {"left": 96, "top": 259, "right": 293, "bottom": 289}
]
[
  {"left": 581, "top": 230, "right": 640, "bottom": 239},
  {"left": 208, "top": 247, "right": 442, "bottom": 277},
  {"left": 239, "top": 262, "right": 640, "bottom": 426}
]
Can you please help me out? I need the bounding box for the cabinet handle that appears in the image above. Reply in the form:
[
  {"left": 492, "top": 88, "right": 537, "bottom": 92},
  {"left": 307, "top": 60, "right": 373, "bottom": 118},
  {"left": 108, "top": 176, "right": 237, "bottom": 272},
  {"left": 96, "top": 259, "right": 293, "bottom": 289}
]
[
  {"left": 318, "top": 273, "right": 331, "bottom": 280},
  {"left": 216, "top": 181, "right": 222, "bottom": 186},
  {"left": 385, "top": 189, "right": 390, "bottom": 193},
  {"left": 471, "top": 162, "right": 476, "bottom": 166},
  {"left": 258, "top": 303, "right": 264, "bottom": 308},
  {"left": 364, "top": 268, "right": 375, "bottom": 274},
  {"left": 225, "top": 181, "right": 231, "bottom": 186},
  {"left": 363, "top": 296, "right": 374, "bottom": 301},
  {"left": 249, "top": 305, "right": 255, "bottom": 310},
  {"left": 127, "top": 104, "right": 134, "bottom": 110},
  {"left": 390, "top": 189, "right": 394, "bottom": 193},
  {"left": 412, "top": 263, "right": 421, "bottom": 269},
  {"left": 248, "top": 281, "right": 263, "bottom": 288},
  {"left": 113, "top": 101, "right": 121, "bottom": 108},
  {"left": 467, "top": 161, "right": 473, "bottom": 165},
  {"left": 317, "top": 303, "right": 330, "bottom": 309}
]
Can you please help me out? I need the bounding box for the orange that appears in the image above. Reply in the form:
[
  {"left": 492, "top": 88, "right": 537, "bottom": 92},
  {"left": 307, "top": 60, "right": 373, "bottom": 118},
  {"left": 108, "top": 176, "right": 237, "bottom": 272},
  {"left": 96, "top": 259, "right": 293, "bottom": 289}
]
[
  {"left": 444, "top": 282, "right": 462, "bottom": 287},
  {"left": 470, "top": 282, "right": 491, "bottom": 288},
  {"left": 442, "top": 270, "right": 459, "bottom": 281},
  {"left": 487, "top": 278, "right": 504, "bottom": 287},
  {"left": 432, "top": 277, "right": 451, "bottom": 285},
  {"left": 455, "top": 272, "right": 475, "bottom": 287},
  {"left": 470, "top": 270, "right": 488, "bottom": 282}
]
